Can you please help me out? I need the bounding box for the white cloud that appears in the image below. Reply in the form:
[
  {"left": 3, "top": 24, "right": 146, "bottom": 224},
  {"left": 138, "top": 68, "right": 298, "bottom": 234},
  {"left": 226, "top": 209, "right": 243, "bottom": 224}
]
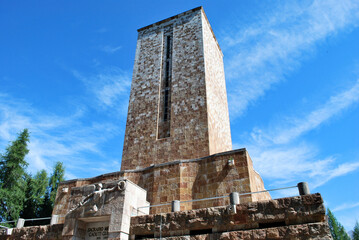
[
  {"left": 333, "top": 202, "right": 359, "bottom": 212},
  {"left": 315, "top": 162, "right": 359, "bottom": 188},
  {"left": 250, "top": 79, "right": 359, "bottom": 145},
  {"left": 73, "top": 67, "right": 131, "bottom": 111},
  {"left": 0, "top": 94, "right": 121, "bottom": 177},
  {"left": 247, "top": 143, "right": 359, "bottom": 190},
  {"left": 270, "top": 187, "right": 299, "bottom": 200},
  {"left": 96, "top": 28, "right": 108, "bottom": 33},
  {"left": 237, "top": 77, "right": 359, "bottom": 190},
  {"left": 222, "top": 0, "right": 359, "bottom": 118},
  {"left": 100, "top": 45, "right": 122, "bottom": 54},
  {"left": 336, "top": 209, "right": 359, "bottom": 232}
]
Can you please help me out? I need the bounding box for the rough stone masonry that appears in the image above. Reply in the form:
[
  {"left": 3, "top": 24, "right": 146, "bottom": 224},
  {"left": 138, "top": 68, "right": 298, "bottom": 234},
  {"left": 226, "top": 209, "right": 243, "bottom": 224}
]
[
  {"left": 52, "top": 6, "right": 270, "bottom": 221},
  {"left": 121, "top": 6, "right": 232, "bottom": 170},
  {"left": 0, "top": 6, "right": 332, "bottom": 240}
]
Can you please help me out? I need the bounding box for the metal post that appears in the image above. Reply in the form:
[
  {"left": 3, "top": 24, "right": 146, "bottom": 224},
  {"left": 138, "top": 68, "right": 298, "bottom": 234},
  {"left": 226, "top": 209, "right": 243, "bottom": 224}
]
[
  {"left": 16, "top": 218, "right": 25, "bottom": 228},
  {"left": 50, "top": 215, "right": 59, "bottom": 225},
  {"left": 171, "top": 200, "right": 180, "bottom": 212},
  {"left": 229, "top": 192, "right": 240, "bottom": 214},
  {"left": 297, "top": 182, "right": 310, "bottom": 195},
  {"left": 230, "top": 192, "right": 240, "bottom": 205},
  {"left": 6, "top": 228, "right": 13, "bottom": 235}
]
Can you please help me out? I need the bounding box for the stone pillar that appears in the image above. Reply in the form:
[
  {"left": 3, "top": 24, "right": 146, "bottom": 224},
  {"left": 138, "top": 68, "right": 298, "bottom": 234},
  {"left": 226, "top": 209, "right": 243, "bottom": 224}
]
[{"left": 62, "top": 179, "right": 149, "bottom": 240}]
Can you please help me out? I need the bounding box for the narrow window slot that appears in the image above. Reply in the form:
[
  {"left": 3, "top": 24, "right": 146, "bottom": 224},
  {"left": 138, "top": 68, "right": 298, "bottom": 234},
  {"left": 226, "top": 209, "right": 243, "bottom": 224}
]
[{"left": 158, "top": 29, "right": 173, "bottom": 139}]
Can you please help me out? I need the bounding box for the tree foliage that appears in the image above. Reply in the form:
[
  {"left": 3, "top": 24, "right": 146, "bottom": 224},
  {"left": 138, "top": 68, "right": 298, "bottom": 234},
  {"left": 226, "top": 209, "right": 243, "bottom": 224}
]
[
  {"left": 21, "top": 170, "right": 48, "bottom": 221},
  {"left": 48, "top": 161, "right": 65, "bottom": 206},
  {"left": 0, "top": 129, "right": 30, "bottom": 224},
  {"left": 0, "top": 129, "right": 66, "bottom": 226},
  {"left": 40, "top": 162, "right": 65, "bottom": 217},
  {"left": 353, "top": 221, "right": 359, "bottom": 240},
  {"left": 327, "top": 208, "right": 351, "bottom": 240}
]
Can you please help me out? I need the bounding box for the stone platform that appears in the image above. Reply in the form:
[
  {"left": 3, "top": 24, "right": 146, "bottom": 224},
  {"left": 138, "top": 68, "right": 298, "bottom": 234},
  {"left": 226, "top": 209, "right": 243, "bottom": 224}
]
[
  {"left": 130, "top": 193, "right": 332, "bottom": 239},
  {"left": 53, "top": 148, "right": 270, "bottom": 223},
  {"left": 0, "top": 193, "right": 332, "bottom": 239}
]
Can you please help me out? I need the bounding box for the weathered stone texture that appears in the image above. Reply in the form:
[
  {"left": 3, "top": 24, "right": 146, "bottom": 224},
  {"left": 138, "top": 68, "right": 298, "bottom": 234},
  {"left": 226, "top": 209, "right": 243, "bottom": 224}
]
[
  {"left": 201, "top": 11, "right": 232, "bottom": 155},
  {"left": 60, "top": 179, "right": 148, "bottom": 239},
  {"left": 53, "top": 149, "right": 270, "bottom": 222},
  {"left": 52, "top": 7, "right": 269, "bottom": 222},
  {"left": 130, "top": 193, "right": 332, "bottom": 239},
  {"left": 138, "top": 223, "right": 332, "bottom": 240},
  {"left": 121, "top": 7, "right": 232, "bottom": 171},
  {"left": 0, "top": 224, "right": 63, "bottom": 240}
]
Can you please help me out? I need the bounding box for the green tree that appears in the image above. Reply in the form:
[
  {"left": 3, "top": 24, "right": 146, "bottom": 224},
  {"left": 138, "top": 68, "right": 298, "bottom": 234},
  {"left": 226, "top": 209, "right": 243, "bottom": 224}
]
[
  {"left": 327, "top": 208, "right": 351, "bottom": 240},
  {"left": 353, "top": 221, "right": 359, "bottom": 240},
  {"left": 40, "top": 162, "right": 65, "bottom": 217},
  {"left": 21, "top": 170, "right": 48, "bottom": 222},
  {"left": 0, "top": 129, "right": 30, "bottom": 225}
]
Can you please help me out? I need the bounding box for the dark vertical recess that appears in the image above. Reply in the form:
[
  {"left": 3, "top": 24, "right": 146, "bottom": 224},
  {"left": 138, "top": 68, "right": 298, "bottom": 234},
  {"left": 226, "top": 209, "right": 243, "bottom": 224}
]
[{"left": 158, "top": 29, "right": 173, "bottom": 139}]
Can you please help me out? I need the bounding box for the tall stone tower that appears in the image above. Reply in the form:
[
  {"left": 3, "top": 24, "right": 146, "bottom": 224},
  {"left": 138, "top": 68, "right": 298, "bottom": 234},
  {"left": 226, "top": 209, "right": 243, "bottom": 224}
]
[
  {"left": 52, "top": 7, "right": 270, "bottom": 223},
  {"left": 121, "top": 7, "right": 232, "bottom": 170},
  {"left": 8, "top": 7, "right": 330, "bottom": 240}
]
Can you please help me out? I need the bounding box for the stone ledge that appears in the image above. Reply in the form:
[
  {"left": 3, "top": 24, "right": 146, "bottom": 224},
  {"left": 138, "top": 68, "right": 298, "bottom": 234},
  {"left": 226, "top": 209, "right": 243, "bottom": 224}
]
[
  {"left": 131, "top": 193, "right": 327, "bottom": 238},
  {"left": 142, "top": 222, "right": 332, "bottom": 240},
  {"left": 59, "top": 148, "right": 247, "bottom": 185},
  {"left": 0, "top": 224, "right": 63, "bottom": 240}
]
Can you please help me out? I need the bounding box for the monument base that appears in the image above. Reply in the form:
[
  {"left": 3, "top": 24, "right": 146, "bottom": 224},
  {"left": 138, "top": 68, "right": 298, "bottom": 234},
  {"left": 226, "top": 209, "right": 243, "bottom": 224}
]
[
  {"left": 53, "top": 148, "right": 271, "bottom": 223},
  {"left": 0, "top": 194, "right": 332, "bottom": 240}
]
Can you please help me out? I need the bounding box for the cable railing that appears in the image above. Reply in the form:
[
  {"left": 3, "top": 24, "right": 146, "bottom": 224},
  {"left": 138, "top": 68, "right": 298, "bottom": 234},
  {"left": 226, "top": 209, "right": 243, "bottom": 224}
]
[
  {"left": 0, "top": 216, "right": 52, "bottom": 230},
  {"left": 0, "top": 182, "right": 310, "bottom": 232},
  {"left": 134, "top": 182, "right": 309, "bottom": 215}
]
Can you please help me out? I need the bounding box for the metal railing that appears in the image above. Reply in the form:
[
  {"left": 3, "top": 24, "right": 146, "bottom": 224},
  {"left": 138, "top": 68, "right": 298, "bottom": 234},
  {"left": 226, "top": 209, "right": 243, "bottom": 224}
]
[
  {"left": 0, "top": 182, "right": 310, "bottom": 232},
  {"left": 135, "top": 182, "right": 309, "bottom": 215},
  {"left": 0, "top": 217, "right": 52, "bottom": 229}
]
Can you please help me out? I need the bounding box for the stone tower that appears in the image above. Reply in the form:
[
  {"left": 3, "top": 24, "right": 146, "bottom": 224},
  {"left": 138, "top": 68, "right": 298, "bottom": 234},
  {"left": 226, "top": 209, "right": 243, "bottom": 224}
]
[
  {"left": 121, "top": 7, "right": 232, "bottom": 170},
  {"left": 51, "top": 7, "right": 270, "bottom": 223},
  {"left": 6, "top": 7, "right": 330, "bottom": 240}
]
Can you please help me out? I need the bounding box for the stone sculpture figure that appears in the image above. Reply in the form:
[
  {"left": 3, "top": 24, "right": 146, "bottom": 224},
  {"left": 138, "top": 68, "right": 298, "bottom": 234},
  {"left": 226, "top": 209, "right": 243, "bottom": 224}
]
[{"left": 69, "top": 180, "right": 126, "bottom": 212}]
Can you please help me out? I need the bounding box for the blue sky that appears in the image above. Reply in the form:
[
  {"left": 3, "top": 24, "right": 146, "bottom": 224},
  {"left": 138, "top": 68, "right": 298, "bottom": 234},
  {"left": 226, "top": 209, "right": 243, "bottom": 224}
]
[{"left": 1, "top": 0, "right": 358, "bottom": 230}]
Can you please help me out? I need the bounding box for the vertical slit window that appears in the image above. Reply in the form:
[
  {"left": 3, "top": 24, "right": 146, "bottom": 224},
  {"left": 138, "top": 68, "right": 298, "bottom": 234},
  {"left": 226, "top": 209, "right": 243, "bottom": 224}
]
[{"left": 158, "top": 30, "right": 173, "bottom": 139}]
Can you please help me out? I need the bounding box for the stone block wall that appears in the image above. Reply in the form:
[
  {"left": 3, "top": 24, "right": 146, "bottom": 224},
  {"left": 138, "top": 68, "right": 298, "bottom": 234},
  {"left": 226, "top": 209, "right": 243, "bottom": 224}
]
[
  {"left": 1, "top": 194, "right": 332, "bottom": 240},
  {"left": 0, "top": 224, "right": 63, "bottom": 240},
  {"left": 201, "top": 10, "right": 232, "bottom": 155},
  {"left": 130, "top": 193, "right": 332, "bottom": 239},
  {"left": 61, "top": 179, "right": 149, "bottom": 239},
  {"left": 134, "top": 223, "right": 332, "bottom": 240},
  {"left": 121, "top": 7, "right": 232, "bottom": 171},
  {"left": 53, "top": 149, "right": 270, "bottom": 223}
]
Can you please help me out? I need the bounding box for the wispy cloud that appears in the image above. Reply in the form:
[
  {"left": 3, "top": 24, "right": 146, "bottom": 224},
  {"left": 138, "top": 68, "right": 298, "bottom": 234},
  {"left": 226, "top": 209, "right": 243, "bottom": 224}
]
[
  {"left": 96, "top": 28, "right": 108, "bottom": 33},
  {"left": 222, "top": 0, "right": 359, "bottom": 118},
  {"left": 250, "top": 79, "right": 359, "bottom": 145},
  {"left": 0, "top": 94, "right": 121, "bottom": 178},
  {"left": 100, "top": 45, "right": 122, "bottom": 54},
  {"left": 239, "top": 77, "right": 359, "bottom": 189},
  {"left": 73, "top": 67, "right": 131, "bottom": 111},
  {"left": 249, "top": 142, "right": 359, "bottom": 192},
  {"left": 333, "top": 202, "right": 359, "bottom": 212}
]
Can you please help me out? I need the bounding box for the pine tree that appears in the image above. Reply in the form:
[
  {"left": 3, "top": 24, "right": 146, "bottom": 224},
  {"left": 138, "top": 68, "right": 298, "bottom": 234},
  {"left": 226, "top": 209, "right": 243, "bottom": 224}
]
[
  {"left": 21, "top": 170, "right": 48, "bottom": 224},
  {"left": 40, "top": 162, "right": 65, "bottom": 217},
  {"left": 49, "top": 162, "right": 65, "bottom": 205},
  {"left": 327, "top": 208, "right": 351, "bottom": 240},
  {"left": 0, "top": 129, "right": 30, "bottom": 225},
  {"left": 353, "top": 221, "right": 359, "bottom": 240}
]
